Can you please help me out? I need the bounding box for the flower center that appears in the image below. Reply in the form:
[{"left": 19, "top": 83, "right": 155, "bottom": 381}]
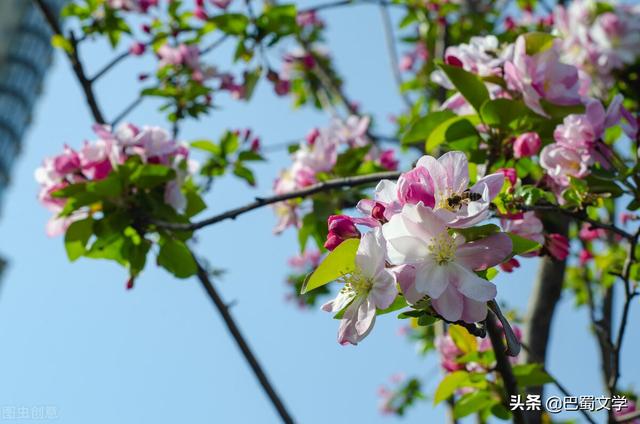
[
  {"left": 340, "top": 271, "right": 373, "bottom": 296},
  {"left": 429, "top": 232, "right": 457, "bottom": 265}
]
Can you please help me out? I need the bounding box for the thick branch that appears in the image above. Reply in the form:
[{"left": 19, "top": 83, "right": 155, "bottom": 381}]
[
  {"left": 154, "top": 171, "right": 401, "bottom": 231},
  {"left": 608, "top": 228, "right": 640, "bottom": 396},
  {"left": 486, "top": 312, "right": 525, "bottom": 424},
  {"left": 33, "top": 0, "right": 106, "bottom": 124},
  {"left": 192, "top": 253, "right": 294, "bottom": 424},
  {"left": 522, "top": 213, "right": 569, "bottom": 424}
]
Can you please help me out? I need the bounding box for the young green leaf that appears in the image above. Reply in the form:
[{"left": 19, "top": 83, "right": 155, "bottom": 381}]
[
  {"left": 301, "top": 238, "right": 359, "bottom": 294},
  {"left": 434, "top": 371, "right": 469, "bottom": 404},
  {"left": 157, "top": 239, "right": 197, "bottom": 278},
  {"left": 64, "top": 218, "right": 94, "bottom": 261},
  {"left": 438, "top": 64, "right": 489, "bottom": 112}
]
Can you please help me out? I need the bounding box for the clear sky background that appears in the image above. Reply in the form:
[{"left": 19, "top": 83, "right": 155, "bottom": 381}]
[{"left": 0, "top": 3, "right": 637, "bottom": 423}]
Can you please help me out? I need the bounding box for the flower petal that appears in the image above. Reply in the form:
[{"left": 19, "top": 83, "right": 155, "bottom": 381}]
[
  {"left": 452, "top": 264, "right": 497, "bottom": 302},
  {"left": 461, "top": 298, "right": 488, "bottom": 323},
  {"left": 473, "top": 172, "right": 504, "bottom": 200},
  {"left": 438, "top": 151, "right": 469, "bottom": 193},
  {"left": 432, "top": 284, "right": 464, "bottom": 322},
  {"left": 455, "top": 233, "right": 513, "bottom": 270},
  {"left": 414, "top": 261, "right": 450, "bottom": 299},
  {"left": 371, "top": 269, "right": 398, "bottom": 309}
]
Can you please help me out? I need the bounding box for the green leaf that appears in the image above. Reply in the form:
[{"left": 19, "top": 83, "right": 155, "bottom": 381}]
[
  {"left": 376, "top": 296, "right": 408, "bottom": 316},
  {"left": 191, "top": 140, "right": 219, "bottom": 154},
  {"left": 220, "top": 131, "right": 240, "bottom": 156},
  {"left": 523, "top": 32, "right": 555, "bottom": 55},
  {"left": 480, "top": 99, "right": 527, "bottom": 129},
  {"left": 438, "top": 64, "right": 489, "bottom": 112},
  {"left": 401, "top": 110, "right": 455, "bottom": 145},
  {"left": 585, "top": 176, "right": 624, "bottom": 197},
  {"left": 301, "top": 238, "right": 359, "bottom": 294},
  {"left": 508, "top": 233, "right": 542, "bottom": 256},
  {"left": 449, "top": 325, "right": 478, "bottom": 354},
  {"left": 453, "top": 391, "right": 497, "bottom": 418},
  {"left": 210, "top": 13, "right": 249, "bottom": 35},
  {"left": 257, "top": 4, "right": 297, "bottom": 35},
  {"left": 434, "top": 371, "right": 469, "bottom": 404},
  {"left": 233, "top": 163, "right": 256, "bottom": 186},
  {"left": 334, "top": 145, "right": 371, "bottom": 176},
  {"left": 130, "top": 164, "right": 176, "bottom": 189},
  {"left": 539, "top": 99, "right": 585, "bottom": 119},
  {"left": 453, "top": 224, "right": 501, "bottom": 242},
  {"left": 157, "top": 239, "right": 197, "bottom": 278},
  {"left": 512, "top": 363, "right": 553, "bottom": 387},
  {"left": 425, "top": 115, "right": 480, "bottom": 152},
  {"left": 64, "top": 218, "right": 94, "bottom": 261}
]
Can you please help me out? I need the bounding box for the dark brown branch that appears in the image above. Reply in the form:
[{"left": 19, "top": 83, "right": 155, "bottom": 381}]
[
  {"left": 33, "top": 0, "right": 106, "bottom": 124},
  {"left": 91, "top": 50, "right": 131, "bottom": 83},
  {"left": 519, "top": 204, "right": 633, "bottom": 241},
  {"left": 192, "top": 253, "right": 295, "bottom": 424},
  {"left": 111, "top": 97, "right": 145, "bottom": 127},
  {"left": 608, "top": 228, "right": 640, "bottom": 396},
  {"left": 299, "top": 0, "right": 404, "bottom": 13},
  {"left": 486, "top": 312, "right": 525, "bottom": 424},
  {"left": 154, "top": 171, "right": 401, "bottom": 231}
]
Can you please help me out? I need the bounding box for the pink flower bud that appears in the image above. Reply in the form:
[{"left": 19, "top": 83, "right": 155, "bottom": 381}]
[
  {"left": 445, "top": 55, "right": 463, "bottom": 68},
  {"left": 194, "top": 6, "right": 208, "bottom": 20},
  {"left": 621, "top": 212, "right": 637, "bottom": 226},
  {"left": 504, "top": 16, "right": 516, "bottom": 31},
  {"left": 579, "top": 223, "right": 604, "bottom": 242},
  {"left": 513, "top": 132, "right": 541, "bottom": 158},
  {"left": 579, "top": 249, "right": 594, "bottom": 265},
  {"left": 324, "top": 215, "right": 361, "bottom": 250},
  {"left": 399, "top": 54, "right": 414, "bottom": 72},
  {"left": 274, "top": 78, "right": 291, "bottom": 96},
  {"left": 545, "top": 233, "right": 570, "bottom": 261},
  {"left": 499, "top": 258, "right": 520, "bottom": 273},
  {"left": 129, "top": 41, "right": 146, "bottom": 56},
  {"left": 305, "top": 128, "right": 320, "bottom": 145},
  {"left": 250, "top": 137, "right": 261, "bottom": 152},
  {"left": 498, "top": 167, "right": 517, "bottom": 186},
  {"left": 210, "top": 0, "right": 231, "bottom": 9},
  {"left": 379, "top": 149, "right": 399, "bottom": 171},
  {"left": 371, "top": 202, "right": 387, "bottom": 223}
]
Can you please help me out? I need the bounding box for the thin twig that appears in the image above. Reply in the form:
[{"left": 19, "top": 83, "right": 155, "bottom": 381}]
[
  {"left": 378, "top": 5, "right": 412, "bottom": 109},
  {"left": 154, "top": 171, "right": 401, "bottom": 231},
  {"left": 192, "top": 253, "right": 294, "bottom": 424},
  {"left": 486, "top": 312, "right": 525, "bottom": 424},
  {"left": 91, "top": 50, "right": 131, "bottom": 83},
  {"left": 299, "top": 0, "right": 404, "bottom": 14},
  {"left": 111, "top": 97, "right": 145, "bottom": 127},
  {"left": 33, "top": 0, "right": 106, "bottom": 124},
  {"left": 519, "top": 204, "right": 633, "bottom": 241},
  {"left": 608, "top": 228, "right": 640, "bottom": 395}
]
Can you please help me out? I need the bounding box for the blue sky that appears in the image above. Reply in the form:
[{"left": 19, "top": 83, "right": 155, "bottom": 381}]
[{"left": 0, "top": 3, "right": 637, "bottom": 423}]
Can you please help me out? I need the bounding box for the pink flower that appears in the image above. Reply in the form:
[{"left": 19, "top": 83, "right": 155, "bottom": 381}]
[
  {"left": 53, "top": 145, "right": 81, "bottom": 175},
  {"left": 540, "top": 143, "right": 589, "bottom": 188},
  {"left": 504, "top": 35, "right": 582, "bottom": 116},
  {"left": 79, "top": 139, "right": 113, "bottom": 180},
  {"left": 545, "top": 233, "right": 570, "bottom": 260},
  {"left": 296, "top": 11, "right": 323, "bottom": 28},
  {"left": 501, "top": 211, "right": 544, "bottom": 255},
  {"left": 621, "top": 212, "right": 637, "bottom": 226},
  {"left": 383, "top": 203, "right": 512, "bottom": 323},
  {"left": 513, "top": 132, "right": 541, "bottom": 158},
  {"left": 614, "top": 399, "right": 640, "bottom": 424},
  {"left": 288, "top": 250, "right": 322, "bottom": 269},
  {"left": 436, "top": 335, "right": 464, "bottom": 372},
  {"left": 322, "top": 229, "right": 397, "bottom": 345},
  {"left": 324, "top": 215, "right": 361, "bottom": 251},
  {"left": 415, "top": 152, "right": 504, "bottom": 228}
]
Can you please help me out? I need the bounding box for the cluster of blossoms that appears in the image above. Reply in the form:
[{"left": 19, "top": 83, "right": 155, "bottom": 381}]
[
  {"left": 272, "top": 116, "right": 398, "bottom": 234},
  {"left": 319, "top": 152, "right": 516, "bottom": 345},
  {"left": 554, "top": 0, "right": 640, "bottom": 93},
  {"left": 35, "top": 124, "right": 196, "bottom": 236},
  {"left": 433, "top": 31, "right": 637, "bottom": 197},
  {"left": 106, "top": 0, "right": 158, "bottom": 13}
]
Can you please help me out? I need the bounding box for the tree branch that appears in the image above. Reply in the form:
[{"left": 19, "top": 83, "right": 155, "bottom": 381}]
[
  {"left": 519, "top": 204, "right": 633, "bottom": 241},
  {"left": 153, "top": 171, "right": 401, "bottom": 231},
  {"left": 378, "top": 5, "right": 412, "bottom": 109},
  {"left": 33, "top": 0, "right": 106, "bottom": 124},
  {"left": 192, "top": 253, "right": 295, "bottom": 424},
  {"left": 486, "top": 312, "right": 525, "bottom": 424},
  {"left": 608, "top": 227, "right": 640, "bottom": 397}
]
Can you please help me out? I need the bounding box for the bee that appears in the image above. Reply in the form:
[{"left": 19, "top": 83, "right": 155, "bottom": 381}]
[{"left": 446, "top": 190, "right": 482, "bottom": 209}]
